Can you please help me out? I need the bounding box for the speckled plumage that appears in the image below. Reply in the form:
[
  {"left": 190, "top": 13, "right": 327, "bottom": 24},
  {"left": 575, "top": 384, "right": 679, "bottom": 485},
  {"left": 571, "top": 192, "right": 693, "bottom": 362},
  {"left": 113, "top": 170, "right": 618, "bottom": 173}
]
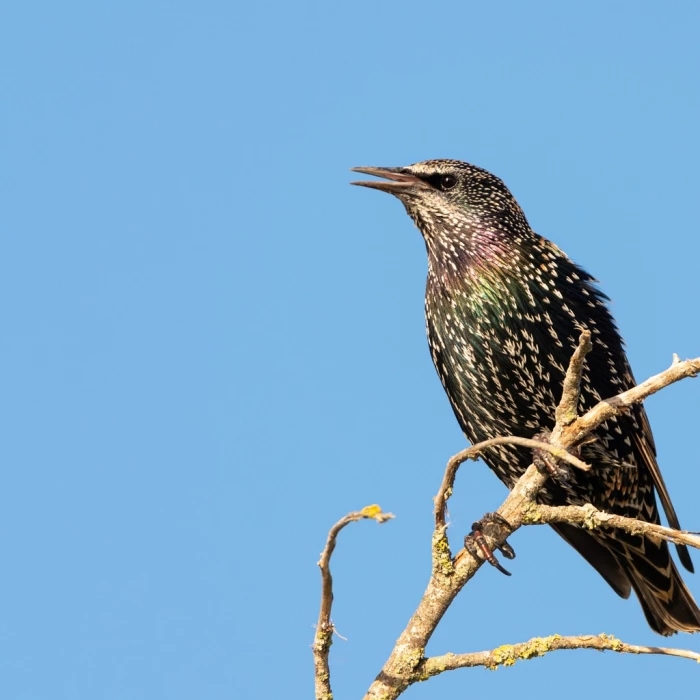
[{"left": 352, "top": 159, "right": 700, "bottom": 635}]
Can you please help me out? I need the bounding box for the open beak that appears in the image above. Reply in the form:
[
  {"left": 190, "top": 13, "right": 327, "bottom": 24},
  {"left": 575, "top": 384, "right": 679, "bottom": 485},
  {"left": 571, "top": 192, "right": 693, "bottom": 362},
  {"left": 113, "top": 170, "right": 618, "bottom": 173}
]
[{"left": 350, "top": 166, "right": 431, "bottom": 194}]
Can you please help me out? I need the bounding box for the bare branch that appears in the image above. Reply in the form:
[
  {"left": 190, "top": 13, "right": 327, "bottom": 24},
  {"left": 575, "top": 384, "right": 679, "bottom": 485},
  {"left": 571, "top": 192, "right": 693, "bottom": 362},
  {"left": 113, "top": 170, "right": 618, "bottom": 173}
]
[
  {"left": 363, "top": 345, "right": 700, "bottom": 700},
  {"left": 434, "top": 435, "right": 591, "bottom": 529},
  {"left": 526, "top": 502, "right": 700, "bottom": 550},
  {"left": 552, "top": 329, "right": 592, "bottom": 437},
  {"left": 560, "top": 355, "right": 700, "bottom": 448},
  {"left": 416, "top": 634, "right": 700, "bottom": 676},
  {"left": 314, "top": 505, "right": 394, "bottom": 700}
]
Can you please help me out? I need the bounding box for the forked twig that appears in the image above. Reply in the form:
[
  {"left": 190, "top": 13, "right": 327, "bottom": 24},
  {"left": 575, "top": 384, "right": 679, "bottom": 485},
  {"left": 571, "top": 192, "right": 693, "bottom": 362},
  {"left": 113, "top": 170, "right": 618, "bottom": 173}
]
[{"left": 313, "top": 505, "right": 393, "bottom": 700}]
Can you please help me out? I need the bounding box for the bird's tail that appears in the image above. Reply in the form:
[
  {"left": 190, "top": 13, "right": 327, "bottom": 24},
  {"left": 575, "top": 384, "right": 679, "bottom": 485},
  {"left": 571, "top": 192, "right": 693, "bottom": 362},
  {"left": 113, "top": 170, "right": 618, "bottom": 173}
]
[
  {"left": 552, "top": 523, "right": 700, "bottom": 635},
  {"left": 620, "top": 538, "right": 700, "bottom": 636}
]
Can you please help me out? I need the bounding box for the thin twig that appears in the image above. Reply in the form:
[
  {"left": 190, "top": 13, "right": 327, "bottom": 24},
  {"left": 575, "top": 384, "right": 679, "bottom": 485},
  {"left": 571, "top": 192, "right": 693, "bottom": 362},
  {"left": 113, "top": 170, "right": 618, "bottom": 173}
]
[
  {"left": 560, "top": 355, "right": 700, "bottom": 447},
  {"left": 416, "top": 634, "right": 700, "bottom": 676},
  {"left": 434, "top": 435, "right": 591, "bottom": 529},
  {"left": 525, "top": 502, "right": 700, "bottom": 550},
  {"left": 552, "top": 329, "right": 592, "bottom": 438},
  {"left": 313, "top": 505, "right": 394, "bottom": 700}
]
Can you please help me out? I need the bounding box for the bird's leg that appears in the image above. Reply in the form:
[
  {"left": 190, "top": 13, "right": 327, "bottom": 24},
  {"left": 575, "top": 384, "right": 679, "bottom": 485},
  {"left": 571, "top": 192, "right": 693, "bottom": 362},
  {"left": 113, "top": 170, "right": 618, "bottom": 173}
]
[
  {"left": 532, "top": 430, "right": 574, "bottom": 485},
  {"left": 464, "top": 512, "right": 515, "bottom": 576}
]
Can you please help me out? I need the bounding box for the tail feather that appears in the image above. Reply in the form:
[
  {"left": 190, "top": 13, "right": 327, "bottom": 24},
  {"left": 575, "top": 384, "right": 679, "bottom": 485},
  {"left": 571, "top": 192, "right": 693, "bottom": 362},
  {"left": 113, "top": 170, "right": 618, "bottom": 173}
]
[
  {"left": 623, "top": 547, "right": 700, "bottom": 636},
  {"left": 551, "top": 524, "right": 700, "bottom": 635}
]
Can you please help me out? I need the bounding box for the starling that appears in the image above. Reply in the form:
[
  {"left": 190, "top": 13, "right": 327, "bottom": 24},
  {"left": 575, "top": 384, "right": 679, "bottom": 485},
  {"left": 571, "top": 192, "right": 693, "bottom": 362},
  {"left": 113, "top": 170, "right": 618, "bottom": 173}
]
[{"left": 351, "top": 159, "right": 700, "bottom": 635}]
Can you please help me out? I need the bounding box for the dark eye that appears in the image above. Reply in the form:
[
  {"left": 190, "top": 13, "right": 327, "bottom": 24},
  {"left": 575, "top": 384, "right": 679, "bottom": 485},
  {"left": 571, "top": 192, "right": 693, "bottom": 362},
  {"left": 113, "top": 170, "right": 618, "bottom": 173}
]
[{"left": 440, "top": 174, "right": 458, "bottom": 190}]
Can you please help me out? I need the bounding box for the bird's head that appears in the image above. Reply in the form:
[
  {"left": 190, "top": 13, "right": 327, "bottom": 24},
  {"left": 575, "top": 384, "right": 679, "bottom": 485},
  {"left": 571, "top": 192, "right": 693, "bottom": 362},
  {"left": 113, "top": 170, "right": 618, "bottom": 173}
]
[{"left": 351, "top": 159, "right": 530, "bottom": 261}]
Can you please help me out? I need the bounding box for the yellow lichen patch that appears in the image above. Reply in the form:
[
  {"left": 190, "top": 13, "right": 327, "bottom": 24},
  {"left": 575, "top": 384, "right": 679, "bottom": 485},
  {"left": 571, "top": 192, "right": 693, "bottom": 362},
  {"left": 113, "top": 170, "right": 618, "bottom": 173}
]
[
  {"left": 522, "top": 502, "right": 542, "bottom": 524},
  {"left": 396, "top": 647, "right": 425, "bottom": 674},
  {"left": 432, "top": 529, "right": 454, "bottom": 576},
  {"left": 361, "top": 504, "right": 383, "bottom": 518},
  {"left": 517, "top": 634, "right": 562, "bottom": 660},
  {"left": 488, "top": 635, "right": 563, "bottom": 669},
  {"left": 559, "top": 411, "right": 578, "bottom": 426},
  {"left": 361, "top": 504, "right": 394, "bottom": 523},
  {"left": 599, "top": 633, "right": 623, "bottom": 651},
  {"left": 491, "top": 644, "right": 517, "bottom": 668},
  {"left": 582, "top": 503, "right": 599, "bottom": 530}
]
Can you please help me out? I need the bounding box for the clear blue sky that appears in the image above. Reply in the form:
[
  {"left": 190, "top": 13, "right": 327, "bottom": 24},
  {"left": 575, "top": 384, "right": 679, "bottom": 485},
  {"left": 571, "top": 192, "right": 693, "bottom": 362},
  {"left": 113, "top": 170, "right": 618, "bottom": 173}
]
[{"left": 2, "top": 2, "right": 699, "bottom": 698}]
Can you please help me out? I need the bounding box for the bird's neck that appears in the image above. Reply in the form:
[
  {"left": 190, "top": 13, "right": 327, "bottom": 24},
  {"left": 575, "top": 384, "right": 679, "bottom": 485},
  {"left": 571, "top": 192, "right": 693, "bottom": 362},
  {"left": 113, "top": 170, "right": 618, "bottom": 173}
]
[
  {"left": 410, "top": 202, "right": 529, "bottom": 280},
  {"left": 424, "top": 220, "right": 530, "bottom": 292},
  {"left": 425, "top": 228, "right": 579, "bottom": 328}
]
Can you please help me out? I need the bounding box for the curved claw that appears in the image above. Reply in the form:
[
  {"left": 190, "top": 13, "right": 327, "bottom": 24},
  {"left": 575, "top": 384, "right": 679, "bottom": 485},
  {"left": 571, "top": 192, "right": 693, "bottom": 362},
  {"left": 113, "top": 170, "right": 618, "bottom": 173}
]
[
  {"left": 491, "top": 559, "right": 513, "bottom": 576},
  {"left": 470, "top": 528, "right": 512, "bottom": 576},
  {"left": 465, "top": 513, "right": 516, "bottom": 576},
  {"left": 497, "top": 541, "right": 516, "bottom": 560}
]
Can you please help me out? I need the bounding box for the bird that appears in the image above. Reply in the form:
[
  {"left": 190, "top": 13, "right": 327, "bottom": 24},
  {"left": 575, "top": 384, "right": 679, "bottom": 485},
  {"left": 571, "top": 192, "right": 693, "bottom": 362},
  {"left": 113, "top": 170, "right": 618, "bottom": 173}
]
[{"left": 351, "top": 159, "right": 700, "bottom": 635}]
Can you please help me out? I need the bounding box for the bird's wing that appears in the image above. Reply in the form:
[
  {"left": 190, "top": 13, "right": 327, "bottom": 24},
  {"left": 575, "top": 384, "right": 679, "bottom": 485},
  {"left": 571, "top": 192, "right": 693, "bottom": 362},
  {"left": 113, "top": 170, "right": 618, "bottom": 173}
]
[
  {"left": 633, "top": 403, "right": 694, "bottom": 572},
  {"left": 550, "top": 522, "right": 631, "bottom": 598}
]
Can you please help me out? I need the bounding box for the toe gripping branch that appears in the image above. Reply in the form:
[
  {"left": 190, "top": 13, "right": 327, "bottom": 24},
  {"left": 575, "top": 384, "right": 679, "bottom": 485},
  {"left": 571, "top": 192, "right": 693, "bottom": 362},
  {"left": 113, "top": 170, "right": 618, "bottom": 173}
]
[
  {"left": 464, "top": 512, "right": 516, "bottom": 576},
  {"left": 532, "top": 430, "right": 574, "bottom": 486}
]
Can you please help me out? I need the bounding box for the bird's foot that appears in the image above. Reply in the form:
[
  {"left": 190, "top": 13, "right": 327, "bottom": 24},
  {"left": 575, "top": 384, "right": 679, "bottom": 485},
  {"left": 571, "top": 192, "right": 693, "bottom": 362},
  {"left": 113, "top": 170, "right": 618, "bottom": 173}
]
[
  {"left": 464, "top": 512, "right": 515, "bottom": 576},
  {"left": 532, "top": 430, "right": 574, "bottom": 485}
]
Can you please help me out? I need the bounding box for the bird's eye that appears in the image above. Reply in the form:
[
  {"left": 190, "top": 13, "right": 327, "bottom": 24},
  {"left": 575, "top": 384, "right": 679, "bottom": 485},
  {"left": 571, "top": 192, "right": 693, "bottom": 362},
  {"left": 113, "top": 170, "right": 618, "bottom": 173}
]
[{"left": 440, "top": 174, "right": 458, "bottom": 190}]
